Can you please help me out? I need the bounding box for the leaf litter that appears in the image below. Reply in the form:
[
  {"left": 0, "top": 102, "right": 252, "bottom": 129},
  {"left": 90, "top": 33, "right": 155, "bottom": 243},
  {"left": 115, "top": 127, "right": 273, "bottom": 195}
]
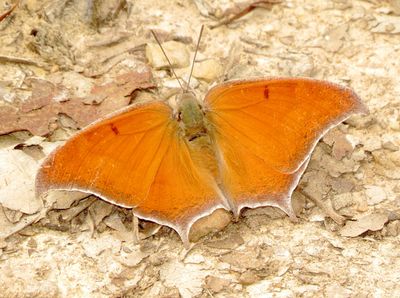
[
  {"left": 0, "top": 70, "right": 154, "bottom": 136},
  {"left": 339, "top": 212, "right": 390, "bottom": 237},
  {"left": 0, "top": 0, "right": 400, "bottom": 297}
]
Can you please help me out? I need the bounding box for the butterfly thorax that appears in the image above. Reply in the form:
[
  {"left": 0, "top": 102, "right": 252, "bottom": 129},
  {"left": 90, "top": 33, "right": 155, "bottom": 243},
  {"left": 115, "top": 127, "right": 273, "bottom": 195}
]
[{"left": 178, "top": 93, "right": 207, "bottom": 141}]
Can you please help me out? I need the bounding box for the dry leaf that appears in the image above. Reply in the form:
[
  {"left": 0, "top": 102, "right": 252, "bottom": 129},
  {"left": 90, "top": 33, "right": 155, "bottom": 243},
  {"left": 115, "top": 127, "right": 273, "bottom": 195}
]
[
  {"left": 81, "top": 232, "right": 122, "bottom": 258},
  {"left": 52, "top": 191, "right": 89, "bottom": 210},
  {"left": 205, "top": 276, "right": 231, "bottom": 293},
  {"left": 116, "top": 250, "right": 150, "bottom": 267},
  {"left": 61, "top": 196, "right": 97, "bottom": 222},
  {"left": 205, "top": 233, "right": 244, "bottom": 249},
  {"left": 0, "top": 206, "right": 45, "bottom": 240},
  {"left": 88, "top": 200, "right": 114, "bottom": 227},
  {"left": 332, "top": 134, "right": 357, "bottom": 160},
  {"left": 0, "top": 147, "right": 43, "bottom": 214},
  {"left": 0, "top": 70, "right": 154, "bottom": 136},
  {"left": 104, "top": 212, "right": 128, "bottom": 233},
  {"left": 340, "top": 212, "right": 389, "bottom": 237},
  {"left": 219, "top": 250, "right": 263, "bottom": 269}
]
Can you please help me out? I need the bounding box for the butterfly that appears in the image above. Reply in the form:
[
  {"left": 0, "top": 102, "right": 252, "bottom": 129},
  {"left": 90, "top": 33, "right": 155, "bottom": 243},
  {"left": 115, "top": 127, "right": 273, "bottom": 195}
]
[{"left": 36, "top": 29, "right": 367, "bottom": 246}]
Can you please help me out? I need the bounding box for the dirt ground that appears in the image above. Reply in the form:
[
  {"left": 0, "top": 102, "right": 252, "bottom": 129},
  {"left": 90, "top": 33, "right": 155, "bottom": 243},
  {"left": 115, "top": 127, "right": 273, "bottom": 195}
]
[{"left": 1, "top": 0, "right": 400, "bottom": 297}]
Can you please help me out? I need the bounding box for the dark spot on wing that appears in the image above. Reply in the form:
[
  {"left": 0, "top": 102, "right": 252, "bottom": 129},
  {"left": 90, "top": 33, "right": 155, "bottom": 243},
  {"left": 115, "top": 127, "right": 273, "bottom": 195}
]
[
  {"left": 188, "top": 135, "right": 199, "bottom": 142},
  {"left": 264, "top": 85, "right": 269, "bottom": 100},
  {"left": 110, "top": 123, "right": 119, "bottom": 135}
]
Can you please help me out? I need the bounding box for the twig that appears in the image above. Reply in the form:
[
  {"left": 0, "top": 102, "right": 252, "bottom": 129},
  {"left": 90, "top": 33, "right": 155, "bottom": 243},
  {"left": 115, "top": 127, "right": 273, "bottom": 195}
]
[
  {"left": 0, "top": 55, "right": 45, "bottom": 67},
  {"left": 132, "top": 212, "right": 139, "bottom": 243},
  {"left": 82, "top": 43, "right": 145, "bottom": 77},
  {"left": 98, "top": 43, "right": 146, "bottom": 64},
  {"left": 210, "top": 0, "right": 282, "bottom": 29},
  {"left": 298, "top": 188, "right": 346, "bottom": 225},
  {"left": 0, "top": 208, "right": 47, "bottom": 240},
  {"left": 86, "top": 31, "right": 132, "bottom": 48},
  {"left": 192, "top": 0, "right": 215, "bottom": 18},
  {"left": 61, "top": 197, "right": 97, "bottom": 221},
  {"left": 83, "top": 53, "right": 129, "bottom": 77},
  {"left": 0, "top": 0, "right": 19, "bottom": 22},
  {"left": 240, "top": 36, "right": 269, "bottom": 48},
  {"left": 220, "top": 40, "right": 242, "bottom": 82}
]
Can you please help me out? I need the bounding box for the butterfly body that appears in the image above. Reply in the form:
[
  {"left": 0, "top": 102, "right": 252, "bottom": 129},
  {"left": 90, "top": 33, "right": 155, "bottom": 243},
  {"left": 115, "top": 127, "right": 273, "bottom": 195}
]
[
  {"left": 175, "top": 92, "right": 229, "bottom": 210},
  {"left": 36, "top": 78, "right": 366, "bottom": 246}
]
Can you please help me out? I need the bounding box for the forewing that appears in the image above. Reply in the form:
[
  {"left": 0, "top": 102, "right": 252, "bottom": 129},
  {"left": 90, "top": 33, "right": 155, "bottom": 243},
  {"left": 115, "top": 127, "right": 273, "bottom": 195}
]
[
  {"left": 205, "top": 78, "right": 366, "bottom": 213},
  {"left": 36, "top": 101, "right": 224, "bottom": 244}
]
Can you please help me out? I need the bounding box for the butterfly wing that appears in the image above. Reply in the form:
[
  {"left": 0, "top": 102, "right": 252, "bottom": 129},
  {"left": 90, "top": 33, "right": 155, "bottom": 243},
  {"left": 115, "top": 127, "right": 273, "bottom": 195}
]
[
  {"left": 205, "top": 78, "right": 366, "bottom": 215},
  {"left": 36, "top": 101, "right": 225, "bottom": 244}
]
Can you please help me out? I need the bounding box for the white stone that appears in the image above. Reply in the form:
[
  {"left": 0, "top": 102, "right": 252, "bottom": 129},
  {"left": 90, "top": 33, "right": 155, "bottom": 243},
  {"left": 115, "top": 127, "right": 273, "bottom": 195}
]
[
  {"left": 0, "top": 148, "right": 43, "bottom": 214},
  {"left": 146, "top": 41, "right": 190, "bottom": 69},
  {"left": 365, "top": 185, "right": 387, "bottom": 205},
  {"left": 192, "top": 59, "right": 223, "bottom": 82}
]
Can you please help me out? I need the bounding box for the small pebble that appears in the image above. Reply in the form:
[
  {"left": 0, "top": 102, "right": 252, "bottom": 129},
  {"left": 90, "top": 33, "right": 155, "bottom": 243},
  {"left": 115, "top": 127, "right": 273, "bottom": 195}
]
[
  {"left": 192, "top": 59, "right": 223, "bottom": 82},
  {"left": 146, "top": 41, "right": 190, "bottom": 69}
]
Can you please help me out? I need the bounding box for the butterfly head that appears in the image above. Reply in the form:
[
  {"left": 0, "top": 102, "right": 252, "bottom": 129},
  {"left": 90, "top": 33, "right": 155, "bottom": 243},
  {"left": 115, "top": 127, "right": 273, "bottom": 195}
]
[{"left": 177, "top": 92, "right": 207, "bottom": 140}]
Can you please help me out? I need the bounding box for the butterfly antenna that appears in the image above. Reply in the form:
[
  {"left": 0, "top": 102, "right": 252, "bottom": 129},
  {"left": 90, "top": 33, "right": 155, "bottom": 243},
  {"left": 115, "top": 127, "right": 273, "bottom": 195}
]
[
  {"left": 186, "top": 25, "right": 204, "bottom": 93},
  {"left": 150, "top": 30, "right": 184, "bottom": 90}
]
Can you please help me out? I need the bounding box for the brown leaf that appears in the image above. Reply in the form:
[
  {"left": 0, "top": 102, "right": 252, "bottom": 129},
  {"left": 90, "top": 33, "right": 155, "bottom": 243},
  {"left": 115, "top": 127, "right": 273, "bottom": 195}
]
[{"left": 0, "top": 70, "right": 154, "bottom": 136}]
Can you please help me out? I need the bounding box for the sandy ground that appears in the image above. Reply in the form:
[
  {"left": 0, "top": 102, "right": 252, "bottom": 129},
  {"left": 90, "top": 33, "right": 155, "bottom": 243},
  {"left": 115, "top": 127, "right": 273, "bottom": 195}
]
[{"left": 1, "top": 0, "right": 400, "bottom": 297}]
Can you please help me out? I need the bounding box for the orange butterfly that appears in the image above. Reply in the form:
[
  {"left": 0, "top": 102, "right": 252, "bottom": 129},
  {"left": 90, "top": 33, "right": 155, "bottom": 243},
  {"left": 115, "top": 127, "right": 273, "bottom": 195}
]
[{"left": 36, "top": 30, "right": 367, "bottom": 246}]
